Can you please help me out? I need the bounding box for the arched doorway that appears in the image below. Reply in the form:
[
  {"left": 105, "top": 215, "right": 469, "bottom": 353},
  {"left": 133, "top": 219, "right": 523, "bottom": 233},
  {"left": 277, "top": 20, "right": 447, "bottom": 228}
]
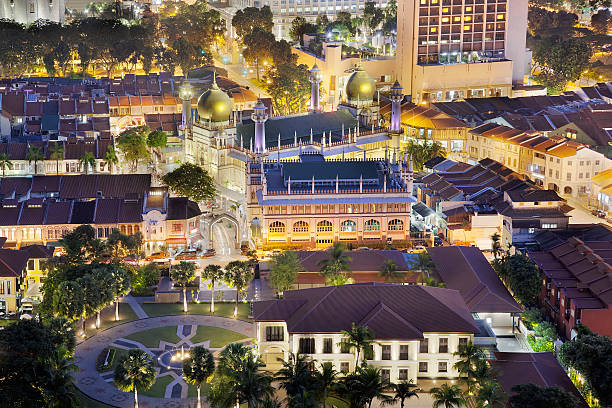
[
  {"left": 548, "top": 183, "right": 559, "bottom": 192},
  {"left": 316, "top": 220, "right": 334, "bottom": 248},
  {"left": 564, "top": 186, "right": 573, "bottom": 195}
]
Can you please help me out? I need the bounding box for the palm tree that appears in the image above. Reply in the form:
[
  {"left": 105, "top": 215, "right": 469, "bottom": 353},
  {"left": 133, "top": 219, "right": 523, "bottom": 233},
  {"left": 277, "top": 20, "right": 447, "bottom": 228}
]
[
  {"left": 410, "top": 252, "right": 436, "bottom": 282},
  {"left": 421, "top": 276, "right": 446, "bottom": 288},
  {"left": 43, "top": 345, "right": 79, "bottom": 408},
  {"left": 275, "top": 353, "right": 316, "bottom": 407},
  {"left": 0, "top": 153, "right": 12, "bottom": 177},
  {"left": 26, "top": 146, "right": 44, "bottom": 175},
  {"left": 475, "top": 381, "right": 507, "bottom": 408},
  {"left": 386, "top": 381, "right": 420, "bottom": 408},
  {"left": 338, "top": 323, "right": 374, "bottom": 368},
  {"left": 49, "top": 143, "right": 64, "bottom": 175},
  {"left": 79, "top": 151, "right": 96, "bottom": 174},
  {"left": 430, "top": 384, "right": 465, "bottom": 408},
  {"left": 341, "top": 366, "right": 392, "bottom": 408},
  {"left": 217, "top": 343, "right": 250, "bottom": 377},
  {"left": 183, "top": 346, "right": 215, "bottom": 408},
  {"left": 317, "top": 242, "right": 352, "bottom": 285},
  {"left": 491, "top": 233, "right": 502, "bottom": 260},
  {"left": 378, "top": 259, "right": 402, "bottom": 283},
  {"left": 471, "top": 359, "right": 494, "bottom": 390},
  {"left": 228, "top": 353, "right": 273, "bottom": 408},
  {"left": 453, "top": 342, "right": 486, "bottom": 394},
  {"left": 201, "top": 264, "right": 224, "bottom": 313},
  {"left": 169, "top": 261, "right": 196, "bottom": 313},
  {"left": 114, "top": 349, "right": 156, "bottom": 408},
  {"left": 224, "top": 260, "right": 253, "bottom": 317},
  {"left": 315, "top": 362, "right": 338, "bottom": 408},
  {"left": 104, "top": 146, "right": 119, "bottom": 174}
]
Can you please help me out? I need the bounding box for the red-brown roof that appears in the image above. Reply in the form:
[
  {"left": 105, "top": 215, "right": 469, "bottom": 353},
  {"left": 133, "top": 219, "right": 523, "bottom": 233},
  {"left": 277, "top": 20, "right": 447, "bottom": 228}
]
[
  {"left": 254, "top": 283, "right": 479, "bottom": 339},
  {"left": 428, "top": 246, "right": 522, "bottom": 313},
  {"left": 492, "top": 352, "right": 588, "bottom": 408}
]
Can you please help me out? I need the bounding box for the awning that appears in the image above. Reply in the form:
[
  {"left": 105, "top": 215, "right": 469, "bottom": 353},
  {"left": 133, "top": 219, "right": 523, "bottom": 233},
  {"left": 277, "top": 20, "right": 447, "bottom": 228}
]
[
  {"left": 413, "top": 202, "right": 435, "bottom": 217},
  {"left": 166, "top": 238, "right": 187, "bottom": 245}
]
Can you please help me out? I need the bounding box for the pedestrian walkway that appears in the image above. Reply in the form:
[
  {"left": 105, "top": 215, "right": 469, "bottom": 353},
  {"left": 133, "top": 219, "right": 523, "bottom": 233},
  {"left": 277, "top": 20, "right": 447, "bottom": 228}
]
[
  {"left": 74, "top": 315, "right": 254, "bottom": 408},
  {"left": 123, "top": 295, "right": 148, "bottom": 319}
]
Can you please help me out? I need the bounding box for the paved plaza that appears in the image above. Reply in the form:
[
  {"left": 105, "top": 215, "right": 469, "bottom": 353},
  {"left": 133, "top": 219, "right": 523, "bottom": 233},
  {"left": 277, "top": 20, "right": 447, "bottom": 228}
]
[{"left": 74, "top": 314, "right": 254, "bottom": 408}]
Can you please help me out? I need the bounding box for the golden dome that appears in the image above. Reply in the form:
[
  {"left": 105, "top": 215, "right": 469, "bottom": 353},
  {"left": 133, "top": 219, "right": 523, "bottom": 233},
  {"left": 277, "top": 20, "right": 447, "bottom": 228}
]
[
  {"left": 345, "top": 66, "right": 375, "bottom": 103},
  {"left": 197, "top": 78, "right": 232, "bottom": 123}
]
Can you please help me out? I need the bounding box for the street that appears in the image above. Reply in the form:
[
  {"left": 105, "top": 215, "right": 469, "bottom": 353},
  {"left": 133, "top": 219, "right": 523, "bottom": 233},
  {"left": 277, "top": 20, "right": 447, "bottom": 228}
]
[{"left": 565, "top": 195, "right": 611, "bottom": 226}]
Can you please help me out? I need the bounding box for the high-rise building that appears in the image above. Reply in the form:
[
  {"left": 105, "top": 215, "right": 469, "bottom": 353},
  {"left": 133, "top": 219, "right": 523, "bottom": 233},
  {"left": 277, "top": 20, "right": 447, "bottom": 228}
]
[
  {"left": 396, "top": 0, "right": 529, "bottom": 103},
  {"left": 0, "top": 0, "right": 65, "bottom": 24}
]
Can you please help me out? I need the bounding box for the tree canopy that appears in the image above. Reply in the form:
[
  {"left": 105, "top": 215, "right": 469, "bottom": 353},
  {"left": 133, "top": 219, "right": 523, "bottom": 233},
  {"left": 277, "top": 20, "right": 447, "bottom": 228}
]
[
  {"left": 493, "top": 254, "right": 541, "bottom": 306},
  {"left": 162, "top": 163, "right": 216, "bottom": 203}
]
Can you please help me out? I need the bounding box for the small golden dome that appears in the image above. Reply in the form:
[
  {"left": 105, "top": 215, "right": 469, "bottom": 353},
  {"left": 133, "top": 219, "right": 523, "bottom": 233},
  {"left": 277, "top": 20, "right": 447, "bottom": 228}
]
[
  {"left": 345, "top": 66, "right": 375, "bottom": 103},
  {"left": 197, "top": 77, "right": 232, "bottom": 123}
]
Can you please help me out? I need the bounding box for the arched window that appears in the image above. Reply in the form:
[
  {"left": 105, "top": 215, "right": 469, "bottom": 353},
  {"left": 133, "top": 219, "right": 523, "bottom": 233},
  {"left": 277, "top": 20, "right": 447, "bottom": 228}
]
[
  {"left": 364, "top": 219, "right": 380, "bottom": 231},
  {"left": 293, "top": 221, "right": 309, "bottom": 233},
  {"left": 269, "top": 221, "right": 285, "bottom": 233},
  {"left": 388, "top": 219, "right": 404, "bottom": 231},
  {"left": 340, "top": 220, "right": 356, "bottom": 232},
  {"left": 316, "top": 220, "right": 333, "bottom": 232}
]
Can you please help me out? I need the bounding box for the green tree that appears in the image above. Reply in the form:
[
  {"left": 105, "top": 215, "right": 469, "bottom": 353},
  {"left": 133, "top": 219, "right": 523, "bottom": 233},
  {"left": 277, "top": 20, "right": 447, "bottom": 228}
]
[
  {"left": 276, "top": 353, "right": 317, "bottom": 407},
  {"left": 117, "top": 126, "right": 150, "bottom": 171},
  {"left": 269, "top": 251, "right": 301, "bottom": 296},
  {"left": 231, "top": 6, "right": 274, "bottom": 41},
  {"left": 475, "top": 381, "right": 507, "bottom": 408},
  {"left": 109, "top": 265, "right": 131, "bottom": 321},
  {"left": 172, "top": 37, "right": 205, "bottom": 76},
  {"left": 224, "top": 260, "right": 253, "bottom": 317},
  {"left": 49, "top": 143, "right": 64, "bottom": 175},
  {"left": 493, "top": 254, "right": 541, "bottom": 306},
  {"left": 453, "top": 342, "right": 486, "bottom": 394},
  {"left": 79, "top": 151, "right": 96, "bottom": 174},
  {"left": 26, "top": 146, "right": 44, "bottom": 175},
  {"left": 202, "top": 264, "right": 224, "bottom": 313},
  {"left": 388, "top": 381, "right": 420, "bottom": 408},
  {"left": 183, "top": 346, "right": 215, "bottom": 408},
  {"left": 318, "top": 242, "right": 352, "bottom": 286},
  {"left": 430, "top": 384, "right": 465, "bottom": 408},
  {"left": 290, "top": 17, "right": 319, "bottom": 45},
  {"left": 132, "top": 262, "right": 161, "bottom": 296},
  {"left": 162, "top": 163, "right": 216, "bottom": 203},
  {"left": 114, "top": 349, "right": 156, "bottom": 408},
  {"left": 591, "top": 9, "right": 610, "bottom": 35},
  {"left": 0, "top": 152, "right": 12, "bottom": 177},
  {"left": 491, "top": 232, "right": 502, "bottom": 259},
  {"left": 243, "top": 27, "right": 275, "bottom": 81},
  {"left": 340, "top": 366, "right": 392, "bottom": 408},
  {"left": 509, "top": 384, "right": 578, "bottom": 408},
  {"left": 103, "top": 145, "right": 119, "bottom": 174},
  {"left": 315, "top": 362, "right": 338, "bottom": 408},
  {"left": 265, "top": 62, "right": 311, "bottom": 114},
  {"left": 338, "top": 323, "right": 374, "bottom": 367},
  {"left": 0, "top": 320, "right": 75, "bottom": 407},
  {"left": 52, "top": 280, "right": 85, "bottom": 332},
  {"left": 217, "top": 343, "right": 250, "bottom": 377},
  {"left": 409, "top": 252, "right": 437, "bottom": 282},
  {"left": 533, "top": 37, "right": 592, "bottom": 92},
  {"left": 170, "top": 261, "right": 196, "bottom": 313},
  {"left": 559, "top": 332, "right": 612, "bottom": 407},
  {"left": 43, "top": 345, "right": 79, "bottom": 408},
  {"left": 217, "top": 348, "right": 273, "bottom": 408},
  {"left": 378, "top": 259, "right": 402, "bottom": 283}
]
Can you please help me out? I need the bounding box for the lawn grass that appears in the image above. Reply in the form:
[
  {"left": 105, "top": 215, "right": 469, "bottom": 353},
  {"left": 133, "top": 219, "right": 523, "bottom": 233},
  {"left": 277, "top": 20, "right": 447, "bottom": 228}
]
[
  {"left": 0, "top": 319, "right": 18, "bottom": 327},
  {"left": 82, "top": 303, "right": 139, "bottom": 339},
  {"left": 74, "top": 387, "right": 114, "bottom": 408},
  {"left": 124, "top": 326, "right": 180, "bottom": 348},
  {"left": 96, "top": 347, "right": 130, "bottom": 373},
  {"left": 140, "top": 302, "right": 251, "bottom": 320},
  {"left": 140, "top": 374, "right": 174, "bottom": 398},
  {"left": 190, "top": 325, "right": 247, "bottom": 348},
  {"left": 187, "top": 383, "right": 211, "bottom": 398}
]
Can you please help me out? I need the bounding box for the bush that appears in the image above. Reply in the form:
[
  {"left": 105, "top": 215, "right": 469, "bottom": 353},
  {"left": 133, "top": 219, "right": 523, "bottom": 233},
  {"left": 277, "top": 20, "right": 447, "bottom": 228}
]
[
  {"left": 522, "top": 307, "right": 546, "bottom": 330},
  {"left": 132, "top": 263, "right": 161, "bottom": 296},
  {"left": 95, "top": 347, "right": 116, "bottom": 372}
]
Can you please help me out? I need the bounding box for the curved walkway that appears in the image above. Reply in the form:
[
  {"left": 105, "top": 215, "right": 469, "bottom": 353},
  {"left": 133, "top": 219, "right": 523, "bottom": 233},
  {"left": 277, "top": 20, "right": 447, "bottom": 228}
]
[{"left": 74, "top": 315, "right": 254, "bottom": 408}]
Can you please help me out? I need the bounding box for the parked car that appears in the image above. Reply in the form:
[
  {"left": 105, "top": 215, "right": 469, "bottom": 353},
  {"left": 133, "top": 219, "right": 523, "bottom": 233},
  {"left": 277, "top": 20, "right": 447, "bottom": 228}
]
[
  {"left": 434, "top": 237, "right": 443, "bottom": 246},
  {"left": 591, "top": 209, "right": 606, "bottom": 218},
  {"left": 201, "top": 249, "right": 216, "bottom": 258},
  {"left": 176, "top": 250, "right": 198, "bottom": 261}
]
